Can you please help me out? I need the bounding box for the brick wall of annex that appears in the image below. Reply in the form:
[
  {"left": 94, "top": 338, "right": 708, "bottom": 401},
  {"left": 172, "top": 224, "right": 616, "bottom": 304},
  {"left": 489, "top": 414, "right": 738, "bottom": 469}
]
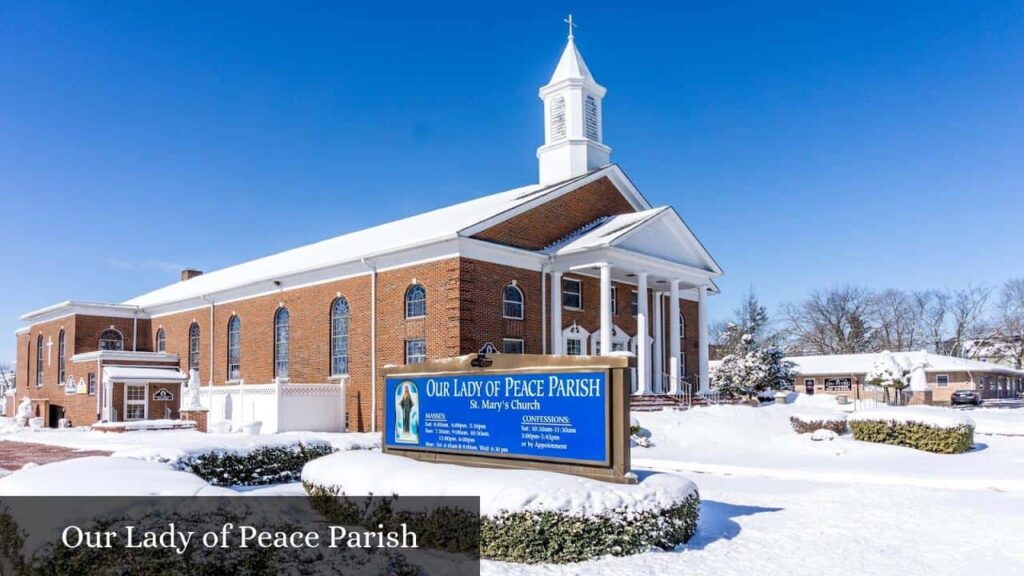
[{"left": 471, "top": 176, "right": 636, "bottom": 250}]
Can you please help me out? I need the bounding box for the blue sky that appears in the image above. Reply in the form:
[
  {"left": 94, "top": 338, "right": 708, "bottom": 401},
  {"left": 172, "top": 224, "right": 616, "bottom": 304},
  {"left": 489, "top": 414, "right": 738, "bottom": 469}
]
[{"left": 2, "top": 1, "right": 1022, "bottom": 362}]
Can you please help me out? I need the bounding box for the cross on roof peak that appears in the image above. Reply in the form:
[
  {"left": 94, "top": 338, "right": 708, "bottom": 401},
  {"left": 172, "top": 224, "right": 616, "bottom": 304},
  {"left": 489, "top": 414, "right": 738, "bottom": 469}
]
[{"left": 564, "top": 14, "right": 577, "bottom": 40}]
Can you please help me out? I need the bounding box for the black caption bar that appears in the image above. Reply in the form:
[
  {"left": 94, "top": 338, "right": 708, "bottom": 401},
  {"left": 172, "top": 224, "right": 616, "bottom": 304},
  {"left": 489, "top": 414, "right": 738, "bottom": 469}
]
[{"left": 0, "top": 495, "right": 480, "bottom": 575}]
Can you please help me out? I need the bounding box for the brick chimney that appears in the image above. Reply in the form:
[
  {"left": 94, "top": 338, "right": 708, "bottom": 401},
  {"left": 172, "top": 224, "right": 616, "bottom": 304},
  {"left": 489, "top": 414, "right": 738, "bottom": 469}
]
[{"left": 180, "top": 268, "right": 203, "bottom": 281}]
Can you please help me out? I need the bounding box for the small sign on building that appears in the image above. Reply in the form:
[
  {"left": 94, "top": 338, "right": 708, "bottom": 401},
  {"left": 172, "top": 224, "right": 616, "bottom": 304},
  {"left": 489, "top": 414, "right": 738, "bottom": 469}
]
[
  {"left": 75, "top": 377, "right": 87, "bottom": 395},
  {"left": 478, "top": 342, "right": 498, "bottom": 355},
  {"left": 64, "top": 377, "right": 77, "bottom": 395},
  {"left": 152, "top": 388, "right": 174, "bottom": 402}
]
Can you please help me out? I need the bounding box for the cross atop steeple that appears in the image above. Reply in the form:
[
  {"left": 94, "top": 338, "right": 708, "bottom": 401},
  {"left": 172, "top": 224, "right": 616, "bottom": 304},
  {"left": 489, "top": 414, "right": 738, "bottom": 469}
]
[{"left": 564, "top": 14, "right": 577, "bottom": 40}]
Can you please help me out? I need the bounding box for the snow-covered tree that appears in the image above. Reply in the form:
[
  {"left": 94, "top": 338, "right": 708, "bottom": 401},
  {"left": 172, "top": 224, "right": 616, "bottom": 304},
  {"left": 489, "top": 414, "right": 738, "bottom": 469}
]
[
  {"left": 712, "top": 333, "right": 795, "bottom": 400},
  {"left": 866, "top": 351, "right": 910, "bottom": 405}
]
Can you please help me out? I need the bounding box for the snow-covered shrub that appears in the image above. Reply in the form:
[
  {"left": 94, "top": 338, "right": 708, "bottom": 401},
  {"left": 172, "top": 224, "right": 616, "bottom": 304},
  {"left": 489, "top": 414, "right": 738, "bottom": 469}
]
[
  {"left": 302, "top": 451, "right": 699, "bottom": 564},
  {"left": 790, "top": 414, "right": 848, "bottom": 435},
  {"left": 811, "top": 429, "right": 838, "bottom": 442},
  {"left": 849, "top": 410, "right": 975, "bottom": 454},
  {"left": 176, "top": 441, "right": 335, "bottom": 486},
  {"left": 712, "top": 336, "right": 795, "bottom": 400},
  {"left": 477, "top": 494, "right": 700, "bottom": 563},
  {"left": 866, "top": 351, "right": 911, "bottom": 405}
]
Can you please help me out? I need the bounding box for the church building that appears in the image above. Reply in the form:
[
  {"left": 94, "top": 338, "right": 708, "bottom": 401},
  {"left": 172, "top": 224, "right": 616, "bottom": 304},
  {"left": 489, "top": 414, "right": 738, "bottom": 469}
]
[{"left": 13, "top": 30, "right": 723, "bottom": 432}]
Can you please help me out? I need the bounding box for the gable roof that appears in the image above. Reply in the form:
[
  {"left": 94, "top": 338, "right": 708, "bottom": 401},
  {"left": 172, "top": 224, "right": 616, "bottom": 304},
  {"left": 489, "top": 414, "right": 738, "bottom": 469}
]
[
  {"left": 122, "top": 166, "right": 642, "bottom": 308},
  {"left": 545, "top": 206, "right": 723, "bottom": 275}
]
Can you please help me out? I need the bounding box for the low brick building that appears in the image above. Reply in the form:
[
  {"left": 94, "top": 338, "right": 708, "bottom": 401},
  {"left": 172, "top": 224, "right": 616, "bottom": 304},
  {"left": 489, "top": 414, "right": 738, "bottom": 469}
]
[
  {"left": 13, "top": 34, "right": 723, "bottom": 432},
  {"left": 786, "top": 352, "right": 1024, "bottom": 404}
]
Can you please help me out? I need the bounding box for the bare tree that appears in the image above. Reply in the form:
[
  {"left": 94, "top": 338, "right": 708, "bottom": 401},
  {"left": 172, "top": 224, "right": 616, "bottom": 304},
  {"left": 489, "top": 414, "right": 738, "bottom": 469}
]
[
  {"left": 783, "top": 286, "right": 878, "bottom": 354},
  {"left": 873, "top": 289, "right": 926, "bottom": 351},
  {"left": 996, "top": 278, "right": 1024, "bottom": 368},
  {"left": 948, "top": 284, "right": 994, "bottom": 358},
  {"left": 0, "top": 362, "right": 12, "bottom": 394}
]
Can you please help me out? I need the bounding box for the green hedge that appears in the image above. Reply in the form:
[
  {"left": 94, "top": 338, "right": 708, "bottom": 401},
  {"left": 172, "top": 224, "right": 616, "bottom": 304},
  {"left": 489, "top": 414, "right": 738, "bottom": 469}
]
[
  {"left": 305, "top": 483, "right": 699, "bottom": 564},
  {"left": 176, "top": 443, "right": 336, "bottom": 486},
  {"left": 849, "top": 419, "right": 974, "bottom": 454},
  {"left": 790, "top": 416, "right": 848, "bottom": 435},
  {"left": 480, "top": 494, "right": 700, "bottom": 563}
]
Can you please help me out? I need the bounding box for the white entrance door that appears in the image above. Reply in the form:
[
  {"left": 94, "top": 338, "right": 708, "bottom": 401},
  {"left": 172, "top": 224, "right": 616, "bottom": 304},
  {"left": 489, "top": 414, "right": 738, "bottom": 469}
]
[{"left": 125, "top": 384, "right": 147, "bottom": 421}]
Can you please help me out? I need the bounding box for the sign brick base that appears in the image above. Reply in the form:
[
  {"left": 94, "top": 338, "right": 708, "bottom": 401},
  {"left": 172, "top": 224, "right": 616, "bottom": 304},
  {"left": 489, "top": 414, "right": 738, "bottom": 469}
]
[{"left": 179, "top": 409, "right": 209, "bottom": 432}]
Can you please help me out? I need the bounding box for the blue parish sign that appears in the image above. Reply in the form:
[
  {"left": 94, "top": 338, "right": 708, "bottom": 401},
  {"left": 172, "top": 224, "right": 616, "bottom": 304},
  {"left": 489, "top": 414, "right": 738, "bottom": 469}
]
[{"left": 385, "top": 371, "right": 609, "bottom": 465}]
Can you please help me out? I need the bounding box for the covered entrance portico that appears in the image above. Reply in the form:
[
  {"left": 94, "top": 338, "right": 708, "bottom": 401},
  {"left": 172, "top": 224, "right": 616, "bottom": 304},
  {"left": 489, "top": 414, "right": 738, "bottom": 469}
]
[
  {"left": 545, "top": 207, "right": 722, "bottom": 397},
  {"left": 101, "top": 366, "right": 187, "bottom": 422}
]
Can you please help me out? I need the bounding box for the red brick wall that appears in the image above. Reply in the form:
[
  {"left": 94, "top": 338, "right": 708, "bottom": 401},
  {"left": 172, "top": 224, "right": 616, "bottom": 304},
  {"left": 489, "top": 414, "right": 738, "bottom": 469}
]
[
  {"left": 472, "top": 177, "right": 636, "bottom": 250},
  {"left": 15, "top": 260, "right": 703, "bottom": 428}
]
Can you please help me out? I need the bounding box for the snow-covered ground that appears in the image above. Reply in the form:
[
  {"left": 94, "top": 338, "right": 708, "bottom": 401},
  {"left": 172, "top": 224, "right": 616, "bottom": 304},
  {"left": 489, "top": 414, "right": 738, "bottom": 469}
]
[
  {"left": 632, "top": 398, "right": 1024, "bottom": 493},
  {"left": 1, "top": 398, "right": 1023, "bottom": 575},
  {"left": 482, "top": 474, "right": 1024, "bottom": 576},
  {"left": 0, "top": 419, "right": 378, "bottom": 461}
]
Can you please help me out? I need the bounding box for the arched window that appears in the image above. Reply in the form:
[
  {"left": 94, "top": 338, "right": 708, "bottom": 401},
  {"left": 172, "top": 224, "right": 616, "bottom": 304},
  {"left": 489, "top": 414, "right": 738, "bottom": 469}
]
[
  {"left": 98, "top": 329, "right": 124, "bottom": 351},
  {"left": 502, "top": 284, "right": 524, "bottom": 320},
  {"left": 405, "top": 284, "right": 426, "bottom": 319},
  {"left": 550, "top": 96, "right": 567, "bottom": 141},
  {"left": 330, "top": 298, "right": 350, "bottom": 376},
  {"left": 57, "top": 330, "right": 66, "bottom": 384},
  {"left": 227, "top": 316, "right": 241, "bottom": 380},
  {"left": 188, "top": 323, "right": 200, "bottom": 371},
  {"left": 585, "top": 94, "right": 599, "bottom": 140},
  {"left": 274, "top": 308, "right": 290, "bottom": 379},
  {"left": 155, "top": 328, "right": 166, "bottom": 353},
  {"left": 35, "top": 335, "right": 44, "bottom": 387},
  {"left": 679, "top": 314, "right": 685, "bottom": 339}
]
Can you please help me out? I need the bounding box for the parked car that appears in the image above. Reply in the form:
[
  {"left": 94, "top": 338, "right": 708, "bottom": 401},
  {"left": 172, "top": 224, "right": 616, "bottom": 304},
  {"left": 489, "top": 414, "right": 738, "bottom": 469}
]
[{"left": 950, "top": 389, "right": 982, "bottom": 406}]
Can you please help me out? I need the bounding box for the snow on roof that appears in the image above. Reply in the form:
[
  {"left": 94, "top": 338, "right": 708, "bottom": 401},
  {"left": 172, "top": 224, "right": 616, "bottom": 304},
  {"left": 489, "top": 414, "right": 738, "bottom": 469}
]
[
  {"left": 122, "top": 180, "right": 562, "bottom": 308},
  {"left": 787, "top": 352, "right": 1024, "bottom": 376},
  {"left": 102, "top": 366, "right": 187, "bottom": 382},
  {"left": 544, "top": 208, "right": 666, "bottom": 254}
]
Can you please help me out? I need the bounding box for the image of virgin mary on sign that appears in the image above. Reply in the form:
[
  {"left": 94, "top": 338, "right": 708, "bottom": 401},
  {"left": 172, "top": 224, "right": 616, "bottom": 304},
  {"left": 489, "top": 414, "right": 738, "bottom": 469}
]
[{"left": 394, "top": 380, "right": 420, "bottom": 444}]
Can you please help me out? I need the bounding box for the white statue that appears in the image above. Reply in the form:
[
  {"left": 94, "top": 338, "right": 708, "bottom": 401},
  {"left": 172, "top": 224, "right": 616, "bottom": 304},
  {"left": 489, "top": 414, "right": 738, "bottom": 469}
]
[
  {"left": 16, "top": 398, "right": 32, "bottom": 419},
  {"left": 183, "top": 368, "right": 203, "bottom": 411}
]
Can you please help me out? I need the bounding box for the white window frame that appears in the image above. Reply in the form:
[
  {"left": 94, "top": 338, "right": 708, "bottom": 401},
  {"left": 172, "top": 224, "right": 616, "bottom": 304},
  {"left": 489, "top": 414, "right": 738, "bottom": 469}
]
[
  {"left": 631, "top": 290, "right": 638, "bottom": 316},
  {"left": 98, "top": 328, "right": 125, "bottom": 352},
  {"left": 502, "top": 338, "right": 524, "bottom": 354},
  {"left": 562, "top": 323, "right": 590, "bottom": 356},
  {"left": 611, "top": 287, "right": 618, "bottom": 315},
  {"left": 562, "top": 277, "right": 582, "bottom": 310},
  {"left": 566, "top": 338, "right": 583, "bottom": 356},
  {"left": 124, "top": 383, "right": 147, "bottom": 421},
  {"left": 936, "top": 374, "right": 950, "bottom": 388},
  {"left": 502, "top": 284, "right": 524, "bottom": 320},
  {"left": 405, "top": 339, "right": 427, "bottom": 364}
]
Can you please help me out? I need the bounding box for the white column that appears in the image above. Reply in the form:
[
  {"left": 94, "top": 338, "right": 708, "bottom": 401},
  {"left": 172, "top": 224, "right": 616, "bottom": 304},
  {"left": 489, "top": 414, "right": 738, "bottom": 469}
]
[
  {"left": 599, "top": 263, "right": 613, "bottom": 356},
  {"left": 669, "top": 280, "right": 681, "bottom": 395},
  {"left": 550, "top": 271, "right": 563, "bottom": 355},
  {"left": 636, "top": 272, "right": 650, "bottom": 395},
  {"left": 652, "top": 292, "right": 663, "bottom": 393},
  {"left": 698, "top": 284, "right": 710, "bottom": 393}
]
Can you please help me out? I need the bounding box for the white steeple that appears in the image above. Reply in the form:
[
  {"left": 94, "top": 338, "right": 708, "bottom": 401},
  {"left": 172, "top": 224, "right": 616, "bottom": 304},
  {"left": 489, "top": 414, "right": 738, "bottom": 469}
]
[{"left": 537, "top": 16, "right": 611, "bottom": 185}]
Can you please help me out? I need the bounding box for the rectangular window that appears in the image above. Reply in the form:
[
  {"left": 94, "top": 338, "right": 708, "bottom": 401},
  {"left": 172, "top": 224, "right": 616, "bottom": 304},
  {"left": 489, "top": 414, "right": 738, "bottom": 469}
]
[
  {"left": 405, "top": 339, "right": 427, "bottom": 364},
  {"left": 125, "top": 384, "right": 146, "bottom": 421},
  {"left": 566, "top": 338, "right": 583, "bottom": 356},
  {"left": 502, "top": 338, "right": 524, "bottom": 354},
  {"left": 562, "top": 278, "right": 582, "bottom": 309},
  {"left": 936, "top": 374, "right": 950, "bottom": 387},
  {"left": 611, "top": 287, "right": 618, "bottom": 315},
  {"left": 631, "top": 290, "right": 638, "bottom": 316},
  {"left": 87, "top": 372, "right": 96, "bottom": 395}
]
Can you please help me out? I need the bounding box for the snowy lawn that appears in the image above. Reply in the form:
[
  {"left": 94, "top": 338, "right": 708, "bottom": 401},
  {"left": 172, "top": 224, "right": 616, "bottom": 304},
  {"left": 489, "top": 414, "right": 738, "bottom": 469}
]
[
  {"left": 632, "top": 399, "right": 1024, "bottom": 492},
  {"left": 0, "top": 420, "right": 379, "bottom": 462},
  {"left": 481, "top": 474, "right": 1024, "bottom": 576},
  {"left": 0, "top": 457, "right": 233, "bottom": 496}
]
